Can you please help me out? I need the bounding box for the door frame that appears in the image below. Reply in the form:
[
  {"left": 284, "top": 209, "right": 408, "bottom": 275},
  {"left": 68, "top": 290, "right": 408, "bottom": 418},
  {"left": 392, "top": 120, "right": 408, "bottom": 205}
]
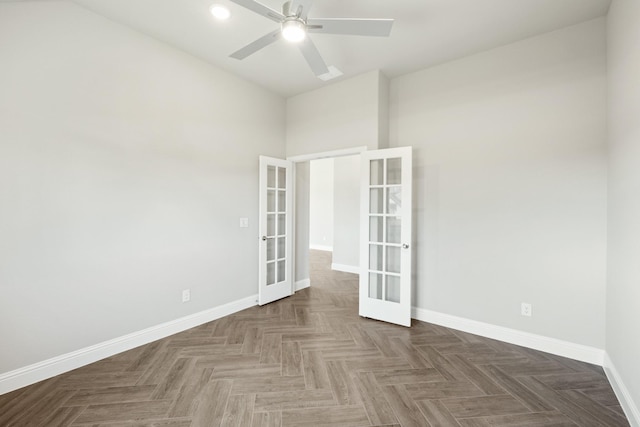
[
  {"left": 285, "top": 146, "right": 368, "bottom": 294},
  {"left": 272, "top": 145, "right": 414, "bottom": 325}
]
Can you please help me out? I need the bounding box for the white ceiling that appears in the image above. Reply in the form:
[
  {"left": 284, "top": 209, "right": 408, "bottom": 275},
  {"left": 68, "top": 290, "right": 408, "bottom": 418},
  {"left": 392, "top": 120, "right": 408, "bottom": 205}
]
[{"left": 69, "top": 0, "right": 611, "bottom": 97}]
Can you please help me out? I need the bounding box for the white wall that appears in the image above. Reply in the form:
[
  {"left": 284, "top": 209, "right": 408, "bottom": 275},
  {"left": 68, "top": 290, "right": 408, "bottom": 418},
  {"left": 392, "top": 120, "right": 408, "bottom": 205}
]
[
  {"left": 390, "top": 19, "right": 608, "bottom": 348},
  {"left": 332, "top": 156, "right": 361, "bottom": 271},
  {"left": 0, "top": 1, "right": 285, "bottom": 374},
  {"left": 606, "top": 0, "right": 640, "bottom": 421},
  {"left": 309, "top": 159, "right": 334, "bottom": 250},
  {"left": 286, "top": 70, "right": 386, "bottom": 158},
  {"left": 378, "top": 74, "right": 390, "bottom": 149},
  {"left": 294, "top": 162, "right": 310, "bottom": 283}
]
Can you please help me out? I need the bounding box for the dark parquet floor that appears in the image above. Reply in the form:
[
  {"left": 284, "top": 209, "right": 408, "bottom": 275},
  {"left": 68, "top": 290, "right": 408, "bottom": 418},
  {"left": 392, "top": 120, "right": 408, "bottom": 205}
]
[{"left": 0, "top": 250, "right": 630, "bottom": 426}]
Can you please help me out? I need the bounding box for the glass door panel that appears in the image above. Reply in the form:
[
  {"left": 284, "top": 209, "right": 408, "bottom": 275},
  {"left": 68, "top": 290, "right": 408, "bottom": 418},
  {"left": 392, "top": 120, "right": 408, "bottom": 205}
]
[
  {"left": 267, "top": 214, "right": 276, "bottom": 236},
  {"left": 369, "top": 273, "right": 383, "bottom": 300},
  {"left": 267, "top": 166, "right": 276, "bottom": 188},
  {"left": 387, "top": 158, "right": 402, "bottom": 185},
  {"left": 386, "top": 246, "right": 401, "bottom": 274},
  {"left": 369, "top": 188, "right": 384, "bottom": 214},
  {"left": 277, "top": 190, "right": 286, "bottom": 212},
  {"left": 387, "top": 216, "right": 401, "bottom": 244},
  {"left": 267, "top": 263, "right": 275, "bottom": 286},
  {"left": 277, "top": 167, "right": 286, "bottom": 189},
  {"left": 267, "top": 190, "right": 276, "bottom": 212},
  {"left": 369, "top": 216, "right": 384, "bottom": 242},
  {"left": 267, "top": 239, "right": 276, "bottom": 262},
  {"left": 386, "top": 275, "right": 401, "bottom": 303},
  {"left": 370, "top": 159, "right": 384, "bottom": 185},
  {"left": 387, "top": 187, "right": 401, "bottom": 215}
]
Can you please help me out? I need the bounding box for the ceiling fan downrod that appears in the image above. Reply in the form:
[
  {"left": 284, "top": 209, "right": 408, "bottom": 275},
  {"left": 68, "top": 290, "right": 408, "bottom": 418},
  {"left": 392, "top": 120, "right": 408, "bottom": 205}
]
[{"left": 282, "top": 1, "right": 300, "bottom": 18}]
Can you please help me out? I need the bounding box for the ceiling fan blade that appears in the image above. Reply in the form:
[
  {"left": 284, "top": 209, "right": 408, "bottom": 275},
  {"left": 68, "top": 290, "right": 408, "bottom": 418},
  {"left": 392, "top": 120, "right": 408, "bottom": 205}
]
[
  {"left": 307, "top": 18, "right": 394, "bottom": 37},
  {"left": 288, "top": 0, "right": 313, "bottom": 19},
  {"left": 228, "top": 0, "right": 284, "bottom": 23},
  {"left": 230, "top": 29, "right": 282, "bottom": 60},
  {"left": 298, "top": 37, "right": 329, "bottom": 77}
]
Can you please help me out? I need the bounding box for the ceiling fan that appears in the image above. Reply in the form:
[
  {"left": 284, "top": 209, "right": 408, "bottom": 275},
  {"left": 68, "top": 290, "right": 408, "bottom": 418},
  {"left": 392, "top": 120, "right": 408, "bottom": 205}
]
[{"left": 227, "top": 0, "right": 394, "bottom": 78}]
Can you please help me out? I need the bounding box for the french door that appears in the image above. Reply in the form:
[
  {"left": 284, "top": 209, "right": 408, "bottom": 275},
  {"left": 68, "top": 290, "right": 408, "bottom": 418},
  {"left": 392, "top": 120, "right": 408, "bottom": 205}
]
[
  {"left": 359, "top": 147, "right": 413, "bottom": 327},
  {"left": 258, "top": 156, "right": 294, "bottom": 305}
]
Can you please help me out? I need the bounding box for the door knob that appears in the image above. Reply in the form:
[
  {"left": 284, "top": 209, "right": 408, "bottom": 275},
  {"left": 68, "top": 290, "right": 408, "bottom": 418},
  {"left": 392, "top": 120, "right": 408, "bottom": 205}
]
[
  {"left": 402, "top": 243, "right": 409, "bottom": 249},
  {"left": 262, "top": 236, "right": 267, "bottom": 241}
]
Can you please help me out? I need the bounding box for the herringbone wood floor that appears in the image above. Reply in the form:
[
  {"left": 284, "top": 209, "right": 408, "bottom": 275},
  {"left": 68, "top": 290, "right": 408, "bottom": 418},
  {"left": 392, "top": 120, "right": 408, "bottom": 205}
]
[{"left": 0, "top": 251, "right": 630, "bottom": 426}]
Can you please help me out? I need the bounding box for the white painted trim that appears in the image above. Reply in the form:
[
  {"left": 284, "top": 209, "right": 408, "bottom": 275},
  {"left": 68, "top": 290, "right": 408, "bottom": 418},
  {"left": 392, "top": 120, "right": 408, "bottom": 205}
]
[
  {"left": 291, "top": 164, "right": 297, "bottom": 297},
  {"left": 287, "top": 146, "right": 367, "bottom": 163},
  {"left": 0, "top": 294, "right": 258, "bottom": 395},
  {"left": 412, "top": 307, "right": 605, "bottom": 366},
  {"left": 309, "top": 244, "right": 333, "bottom": 251},
  {"left": 331, "top": 263, "right": 359, "bottom": 274},
  {"left": 295, "top": 279, "right": 311, "bottom": 291},
  {"left": 604, "top": 353, "right": 640, "bottom": 427}
]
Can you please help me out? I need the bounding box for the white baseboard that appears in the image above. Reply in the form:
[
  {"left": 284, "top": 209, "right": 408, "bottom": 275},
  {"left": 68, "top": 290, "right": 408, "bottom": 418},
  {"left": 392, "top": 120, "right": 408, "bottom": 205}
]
[
  {"left": 412, "top": 307, "right": 605, "bottom": 366},
  {"left": 295, "top": 279, "right": 311, "bottom": 291},
  {"left": 309, "top": 245, "right": 333, "bottom": 252},
  {"left": 331, "top": 263, "right": 359, "bottom": 274},
  {"left": 0, "top": 294, "right": 258, "bottom": 395},
  {"left": 604, "top": 353, "right": 640, "bottom": 427}
]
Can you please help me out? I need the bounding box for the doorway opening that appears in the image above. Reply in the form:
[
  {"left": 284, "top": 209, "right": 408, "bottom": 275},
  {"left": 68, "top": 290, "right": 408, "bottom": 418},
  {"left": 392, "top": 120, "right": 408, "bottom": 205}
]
[{"left": 307, "top": 155, "right": 361, "bottom": 288}]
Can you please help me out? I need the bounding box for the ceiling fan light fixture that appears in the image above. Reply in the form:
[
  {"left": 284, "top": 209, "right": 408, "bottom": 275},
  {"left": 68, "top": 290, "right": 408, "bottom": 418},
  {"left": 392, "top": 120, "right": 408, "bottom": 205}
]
[
  {"left": 210, "top": 4, "right": 231, "bottom": 20},
  {"left": 281, "top": 19, "right": 306, "bottom": 43}
]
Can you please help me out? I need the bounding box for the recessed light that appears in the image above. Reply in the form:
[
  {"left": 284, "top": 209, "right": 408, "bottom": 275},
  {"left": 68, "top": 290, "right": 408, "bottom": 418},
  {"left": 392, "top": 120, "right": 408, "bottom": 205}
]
[{"left": 210, "top": 4, "right": 230, "bottom": 20}]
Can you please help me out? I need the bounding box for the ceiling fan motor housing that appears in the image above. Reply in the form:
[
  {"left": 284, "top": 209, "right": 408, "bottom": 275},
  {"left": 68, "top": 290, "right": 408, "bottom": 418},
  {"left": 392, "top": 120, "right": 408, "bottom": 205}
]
[{"left": 282, "top": 1, "right": 296, "bottom": 17}]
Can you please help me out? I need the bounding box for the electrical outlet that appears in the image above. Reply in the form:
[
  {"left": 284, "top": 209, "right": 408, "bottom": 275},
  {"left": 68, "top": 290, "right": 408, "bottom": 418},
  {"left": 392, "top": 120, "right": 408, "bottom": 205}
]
[
  {"left": 182, "top": 289, "right": 191, "bottom": 303},
  {"left": 521, "top": 303, "right": 532, "bottom": 317},
  {"left": 239, "top": 217, "right": 249, "bottom": 228}
]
